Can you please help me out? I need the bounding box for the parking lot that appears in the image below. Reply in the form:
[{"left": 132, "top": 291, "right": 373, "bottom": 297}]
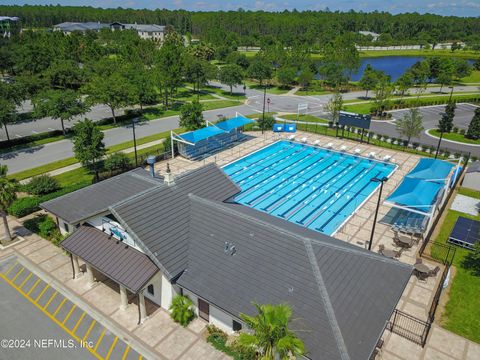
[{"left": 0, "top": 257, "right": 142, "bottom": 360}]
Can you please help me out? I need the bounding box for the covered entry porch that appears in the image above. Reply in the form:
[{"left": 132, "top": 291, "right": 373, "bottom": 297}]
[{"left": 61, "top": 225, "right": 159, "bottom": 325}]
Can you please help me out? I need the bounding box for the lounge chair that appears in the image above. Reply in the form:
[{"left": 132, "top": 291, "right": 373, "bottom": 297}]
[
  {"left": 383, "top": 155, "right": 392, "bottom": 162},
  {"left": 313, "top": 139, "right": 320, "bottom": 146},
  {"left": 326, "top": 142, "right": 333, "bottom": 149},
  {"left": 288, "top": 134, "right": 296, "bottom": 141},
  {"left": 429, "top": 266, "right": 440, "bottom": 277},
  {"left": 368, "top": 152, "right": 376, "bottom": 158},
  {"left": 301, "top": 137, "right": 308, "bottom": 143},
  {"left": 340, "top": 145, "right": 347, "bottom": 152},
  {"left": 354, "top": 148, "right": 362, "bottom": 155}
]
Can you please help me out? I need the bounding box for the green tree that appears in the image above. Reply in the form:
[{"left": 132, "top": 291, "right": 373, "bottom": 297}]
[
  {"left": 239, "top": 303, "right": 305, "bottom": 360},
  {"left": 0, "top": 98, "right": 17, "bottom": 141},
  {"left": 72, "top": 119, "right": 106, "bottom": 178},
  {"left": 104, "top": 153, "right": 133, "bottom": 174},
  {"left": 373, "top": 80, "right": 393, "bottom": 117},
  {"left": 325, "top": 92, "right": 343, "bottom": 124},
  {"left": 125, "top": 64, "right": 158, "bottom": 110},
  {"left": 0, "top": 165, "right": 17, "bottom": 242},
  {"left": 218, "top": 64, "right": 244, "bottom": 95},
  {"left": 435, "top": 102, "right": 456, "bottom": 157},
  {"left": 276, "top": 66, "right": 296, "bottom": 88},
  {"left": 453, "top": 59, "right": 473, "bottom": 79},
  {"left": 297, "top": 67, "right": 314, "bottom": 88},
  {"left": 169, "top": 295, "right": 195, "bottom": 327},
  {"left": 395, "top": 108, "right": 424, "bottom": 144},
  {"left": 33, "top": 89, "right": 88, "bottom": 135},
  {"left": 179, "top": 100, "right": 204, "bottom": 130},
  {"left": 359, "top": 64, "right": 379, "bottom": 98},
  {"left": 436, "top": 59, "right": 455, "bottom": 93},
  {"left": 466, "top": 108, "right": 480, "bottom": 140},
  {"left": 395, "top": 72, "right": 414, "bottom": 96},
  {"left": 247, "top": 58, "right": 272, "bottom": 86},
  {"left": 184, "top": 56, "right": 215, "bottom": 95}
]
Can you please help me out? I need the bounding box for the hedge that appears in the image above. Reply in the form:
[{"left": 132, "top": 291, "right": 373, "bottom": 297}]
[{"left": 8, "top": 182, "right": 88, "bottom": 218}]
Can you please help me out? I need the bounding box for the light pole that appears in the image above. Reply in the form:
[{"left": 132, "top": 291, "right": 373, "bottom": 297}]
[
  {"left": 368, "top": 177, "right": 388, "bottom": 251},
  {"left": 261, "top": 83, "right": 267, "bottom": 134},
  {"left": 132, "top": 118, "right": 138, "bottom": 167},
  {"left": 435, "top": 112, "right": 446, "bottom": 159}
]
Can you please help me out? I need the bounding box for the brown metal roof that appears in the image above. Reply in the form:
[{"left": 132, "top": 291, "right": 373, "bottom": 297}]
[{"left": 61, "top": 226, "right": 159, "bottom": 293}]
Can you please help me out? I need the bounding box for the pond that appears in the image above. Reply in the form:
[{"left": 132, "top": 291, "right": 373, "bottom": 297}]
[{"left": 315, "top": 56, "right": 474, "bottom": 82}]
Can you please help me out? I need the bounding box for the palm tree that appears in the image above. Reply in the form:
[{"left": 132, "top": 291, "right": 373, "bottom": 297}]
[
  {"left": 239, "top": 303, "right": 305, "bottom": 360},
  {"left": 0, "top": 165, "right": 17, "bottom": 242},
  {"left": 395, "top": 108, "right": 424, "bottom": 145}
]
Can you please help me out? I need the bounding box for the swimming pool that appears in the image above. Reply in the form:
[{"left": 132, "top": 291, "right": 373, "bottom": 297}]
[{"left": 224, "top": 140, "right": 396, "bottom": 235}]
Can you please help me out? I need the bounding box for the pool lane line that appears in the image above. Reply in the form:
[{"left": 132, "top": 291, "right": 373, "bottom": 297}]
[
  {"left": 246, "top": 151, "right": 337, "bottom": 206},
  {"left": 0, "top": 272, "right": 102, "bottom": 360}
]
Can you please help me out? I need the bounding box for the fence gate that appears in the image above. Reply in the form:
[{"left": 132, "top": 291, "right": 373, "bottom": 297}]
[{"left": 387, "top": 309, "right": 431, "bottom": 347}]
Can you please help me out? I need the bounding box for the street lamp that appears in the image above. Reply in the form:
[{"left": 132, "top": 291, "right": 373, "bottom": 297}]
[
  {"left": 261, "top": 82, "right": 267, "bottom": 134},
  {"left": 435, "top": 112, "right": 446, "bottom": 159},
  {"left": 132, "top": 118, "right": 138, "bottom": 167},
  {"left": 368, "top": 176, "right": 389, "bottom": 251}
]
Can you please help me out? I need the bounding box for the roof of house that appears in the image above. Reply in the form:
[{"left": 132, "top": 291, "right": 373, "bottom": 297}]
[
  {"left": 54, "top": 22, "right": 109, "bottom": 31},
  {"left": 61, "top": 225, "right": 158, "bottom": 293},
  {"left": 41, "top": 168, "right": 163, "bottom": 224},
  {"left": 123, "top": 24, "right": 165, "bottom": 32},
  {"left": 466, "top": 161, "right": 480, "bottom": 174},
  {"left": 177, "top": 195, "right": 412, "bottom": 360},
  {"left": 110, "top": 163, "right": 241, "bottom": 280}
]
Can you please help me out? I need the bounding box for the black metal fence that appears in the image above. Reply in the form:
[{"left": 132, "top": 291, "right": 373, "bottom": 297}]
[
  {"left": 428, "top": 265, "right": 450, "bottom": 322},
  {"left": 387, "top": 309, "right": 431, "bottom": 347}
]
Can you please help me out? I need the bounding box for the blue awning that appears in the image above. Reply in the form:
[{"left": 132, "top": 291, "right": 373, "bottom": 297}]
[
  {"left": 179, "top": 126, "right": 226, "bottom": 144},
  {"left": 215, "top": 116, "right": 254, "bottom": 132},
  {"left": 385, "top": 177, "right": 444, "bottom": 214},
  {"left": 407, "top": 158, "right": 454, "bottom": 182}
]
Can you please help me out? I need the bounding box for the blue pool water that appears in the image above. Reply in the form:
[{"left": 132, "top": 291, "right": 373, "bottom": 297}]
[{"left": 224, "top": 141, "right": 396, "bottom": 235}]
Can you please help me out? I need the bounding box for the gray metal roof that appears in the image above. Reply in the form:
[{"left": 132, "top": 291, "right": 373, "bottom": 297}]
[
  {"left": 54, "top": 22, "right": 109, "bottom": 31},
  {"left": 123, "top": 24, "right": 165, "bottom": 32},
  {"left": 61, "top": 226, "right": 158, "bottom": 293},
  {"left": 41, "top": 168, "right": 163, "bottom": 224},
  {"left": 110, "top": 163, "right": 241, "bottom": 280},
  {"left": 177, "top": 195, "right": 412, "bottom": 360},
  {"left": 466, "top": 161, "right": 480, "bottom": 173}
]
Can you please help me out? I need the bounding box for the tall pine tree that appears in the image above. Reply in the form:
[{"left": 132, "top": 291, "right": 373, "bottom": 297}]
[{"left": 466, "top": 108, "right": 480, "bottom": 140}]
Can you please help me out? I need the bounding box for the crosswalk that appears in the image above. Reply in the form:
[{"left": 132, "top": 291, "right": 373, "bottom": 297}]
[{"left": 1, "top": 260, "right": 143, "bottom": 360}]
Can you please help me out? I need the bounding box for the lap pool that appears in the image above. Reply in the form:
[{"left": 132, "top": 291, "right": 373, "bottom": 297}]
[{"left": 223, "top": 140, "right": 396, "bottom": 235}]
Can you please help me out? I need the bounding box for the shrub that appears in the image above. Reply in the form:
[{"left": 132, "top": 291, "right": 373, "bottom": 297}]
[
  {"left": 169, "top": 295, "right": 195, "bottom": 327},
  {"left": 23, "top": 215, "right": 63, "bottom": 245},
  {"left": 8, "top": 197, "right": 40, "bottom": 218},
  {"left": 453, "top": 126, "right": 459, "bottom": 133},
  {"left": 104, "top": 153, "right": 133, "bottom": 173},
  {"left": 257, "top": 115, "right": 275, "bottom": 131},
  {"left": 459, "top": 129, "right": 466, "bottom": 135},
  {"left": 26, "top": 175, "right": 60, "bottom": 195}
]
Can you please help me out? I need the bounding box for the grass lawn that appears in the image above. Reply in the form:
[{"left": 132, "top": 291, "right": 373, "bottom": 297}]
[
  {"left": 201, "top": 100, "right": 243, "bottom": 110},
  {"left": 429, "top": 203, "right": 480, "bottom": 343},
  {"left": 457, "top": 187, "right": 480, "bottom": 199},
  {"left": 460, "top": 70, "right": 480, "bottom": 84},
  {"left": 198, "top": 85, "right": 246, "bottom": 100},
  {"left": 280, "top": 114, "right": 329, "bottom": 123},
  {"left": 245, "top": 80, "right": 291, "bottom": 95},
  {"left": 428, "top": 129, "right": 480, "bottom": 145},
  {"left": 343, "top": 102, "right": 373, "bottom": 114}
]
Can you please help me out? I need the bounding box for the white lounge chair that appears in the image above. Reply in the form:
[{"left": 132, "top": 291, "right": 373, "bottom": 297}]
[
  {"left": 340, "top": 145, "right": 347, "bottom": 152},
  {"left": 354, "top": 148, "right": 362, "bottom": 155},
  {"left": 313, "top": 139, "right": 320, "bottom": 146},
  {"left": 288, "top": 134, "right": 296, "bottom": 141},
  {"left": 326, "top": 142, "right": 334, "bottom": 149},
  {"left": 368, "top": 152, "right": 376, "bottom": 158},
  {"left": 383, "top": 155, "right": 392, "bottom": 162},
  {"left": 301, "top": 137, "right": 308, "bottom": 143}
]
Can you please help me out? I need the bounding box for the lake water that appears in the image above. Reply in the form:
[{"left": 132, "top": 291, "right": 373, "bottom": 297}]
[{"left": 316, "top": 56, "right": 474, "bottom": 82}]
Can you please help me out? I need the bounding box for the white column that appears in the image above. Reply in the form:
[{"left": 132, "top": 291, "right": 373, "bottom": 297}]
[
  {"left": 139, "top": 292, "right": 147, "bottom": 323},
  {"left": 72, "top": 255, "right": 82, "bottom": 279},
  {"left": 120, "top": 285, "right": 128, "bottom": 310},
  {"left": 85, "top": 264, "right": 95, "bottom": 287}
]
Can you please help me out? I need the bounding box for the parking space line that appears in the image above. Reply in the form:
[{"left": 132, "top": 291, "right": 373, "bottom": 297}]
[
  {"left": 35, "top": 284, "right": 50, "bottom": 302},
  {"left": 12, "top": 267, "right": 25, "bottom": 282},
  {"left": 93, "top": 328, "right": 106, "bottom": 352},
  {"left": 122, "top": 346, "right": 130, "bottom": 360},
  {"left": 83, "top": 319, "right": 97, "bottom": 342},
  {"left": 62, "top": 304, "right": 77, "bottom": 324},
  {"left": 52, "top": 298, "right": 68, "bottom": 316},
  {"left": 19, "top": 273, "right": 33, "bottom": 288},
  {"left": 72, "top": 312, "right": 86, "bottom": 333},
  {"left": 0, "top": 273, "right": 102, "bottom": 360},
  {"left": 27, "top": 278, "right": 41, "bottom": 295},
  {"left": 43, "top": 291, "right": 58, "bottom": 309},
  {"left": 138, "top": 355, "right": 143, "bottom": 360},
  {"left": 3, "top": 262, "right": 17, "bottom": 275},
  {"left": 105, "top": 336, "right": 118, "bottom": 360}
]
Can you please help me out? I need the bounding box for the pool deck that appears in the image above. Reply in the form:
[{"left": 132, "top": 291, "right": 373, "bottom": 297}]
[{"left": 150, "top": 130, "right": 478, "bottom": 359}]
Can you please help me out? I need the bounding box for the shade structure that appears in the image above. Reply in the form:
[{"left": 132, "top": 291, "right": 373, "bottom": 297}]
[
  {"left": 385, "top": 177, "right": 444, "bottom": 215},
  {"left": 406, "top": 158, "right": 454, "bottom": 183},
  {"left": 215, "top": 116, "right": 254, "bottom": 132},
  {"left": 179, "top": 126, "right": 225, "bottom": 144}
]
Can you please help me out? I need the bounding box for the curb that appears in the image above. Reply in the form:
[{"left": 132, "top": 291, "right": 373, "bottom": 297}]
[{"left": 424, "top": 128, "right": 480, "bottom": 147}]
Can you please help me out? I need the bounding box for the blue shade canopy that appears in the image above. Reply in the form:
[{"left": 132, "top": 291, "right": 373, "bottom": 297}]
[
  {"left": 215, "top": 116, "right": 254, "bottom": 132},
  {"left": 386, "top": 177, "right": 444, "bottom": 214},
  {"left": 407, "top": 158, "right": 454, "bottom": 182},
  {"left": 179, "top": 126, "right": 226, "bottom": 144}
]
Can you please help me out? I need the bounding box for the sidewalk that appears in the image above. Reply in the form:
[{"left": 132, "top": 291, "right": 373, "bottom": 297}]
[{"left": 0, "top": 216, "right": 227, "bottom": 360}]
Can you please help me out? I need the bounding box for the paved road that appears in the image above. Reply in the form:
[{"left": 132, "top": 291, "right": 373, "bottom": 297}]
[{"left": 0, "top": 257, "right": 140, "bottom": 360}]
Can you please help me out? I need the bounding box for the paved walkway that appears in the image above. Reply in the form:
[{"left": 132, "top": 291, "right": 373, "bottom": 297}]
[{"left": 0, "top": 216, "right": 227, "bottom": 360}]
